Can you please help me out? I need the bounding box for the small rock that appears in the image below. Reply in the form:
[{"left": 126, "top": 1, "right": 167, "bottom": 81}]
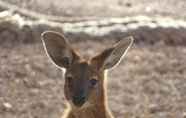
[
  {"left": 183, "top": 112, "right": 186, "bottom": 118},
  {"left": 3, "top": 102, "right": 12, "bottom": 110},
  {"left": 149, "top": 104, "right": 161, "bottom": 113}
]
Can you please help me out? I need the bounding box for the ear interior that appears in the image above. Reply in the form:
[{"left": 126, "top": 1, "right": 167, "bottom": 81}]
[
  {"left": 41, "top": 31, "right": 79, "bottom": 68},
  {"left": 91, "top": 36, "right": 134, "bottom": 70}
]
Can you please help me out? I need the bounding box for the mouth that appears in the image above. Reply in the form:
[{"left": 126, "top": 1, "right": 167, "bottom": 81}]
[{"left": 72, "top": 97, "right": 86, "bottom": 107}]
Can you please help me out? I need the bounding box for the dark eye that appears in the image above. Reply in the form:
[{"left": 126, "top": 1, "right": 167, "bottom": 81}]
[
  {"left": 90, "top": 79, "right": 98, "bottom": 86},
  {"left": 66, "top": 75, "right": 73, "bottom": 82}
]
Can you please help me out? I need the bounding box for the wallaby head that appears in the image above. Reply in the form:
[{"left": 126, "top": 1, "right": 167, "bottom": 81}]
[{"left": 41, "top": 31, "right": 134, "bottom": 110}]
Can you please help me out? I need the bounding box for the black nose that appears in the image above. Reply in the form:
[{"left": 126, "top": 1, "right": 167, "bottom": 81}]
[{"left": 72, "top": 95, "right": 86, "bottom": 106}]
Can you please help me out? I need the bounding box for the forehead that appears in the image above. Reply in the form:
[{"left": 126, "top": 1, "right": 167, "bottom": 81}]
[{"left": 67, "top": 61, "right": 94, "bottom": 76}]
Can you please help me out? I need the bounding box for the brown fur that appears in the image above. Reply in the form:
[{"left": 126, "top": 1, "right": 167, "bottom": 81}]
[
  {"left": 62, "top": 70, "right": 113, "bottom": 118},
  {"left": 41, "top": 31, "right": 133, "bottom": 118}
]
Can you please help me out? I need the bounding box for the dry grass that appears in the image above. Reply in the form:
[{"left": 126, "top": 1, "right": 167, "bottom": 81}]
[
  {"left": 3, "top": 0, "right": 186, "bottom": 19},
  {"left": 0, "top": 40, "right": 186, "bottom": 118},
  {"left": 0, "top": 0, "right": 186, "bottom": 118}
]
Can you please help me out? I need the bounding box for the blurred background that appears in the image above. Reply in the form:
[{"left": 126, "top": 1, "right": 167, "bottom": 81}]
[{"left": 0, "top": 0, "right": 186, "bottom": 118}]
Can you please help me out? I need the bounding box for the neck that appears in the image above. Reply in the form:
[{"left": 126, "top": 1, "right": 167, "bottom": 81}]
[
  {"left": 69, "top": 104, "right": 109, "bottom": 118},
  {"left": 62, "top": 71, "right": 113, "bottom": 118}
]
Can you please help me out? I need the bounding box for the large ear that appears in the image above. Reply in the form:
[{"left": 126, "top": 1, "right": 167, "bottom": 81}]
[
  {"left": 91, "top": 37, "right": 134, "bottom": 70},
  {"left": 41, "top": 31, "right": 79, "bottom": 69}
]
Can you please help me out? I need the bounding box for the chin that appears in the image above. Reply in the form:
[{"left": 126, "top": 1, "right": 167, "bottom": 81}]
[
  {"left": 80, "top": 101, "right": 92, "bottom": 109},
  {"left": 68, "top": 100, "right": 92, "bottom": 109}
]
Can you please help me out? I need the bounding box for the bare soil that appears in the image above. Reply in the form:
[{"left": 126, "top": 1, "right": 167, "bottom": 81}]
[
  {"left": 0, "top": 0, "right": 186, "bottom": 118},
  {"left": 0, "top": 41, "right": 186, "bottom": 118},
  {"left": 3, "top": 0, "right": 186, "bottom": 19}
]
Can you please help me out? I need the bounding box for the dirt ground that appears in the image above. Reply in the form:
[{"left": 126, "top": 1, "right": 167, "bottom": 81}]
[
  {"left": 3, "top": 0, "right": 186, "bottom": 19},
  {"left": 0, "top": 0, "right": 186, "bottom": 118},
  {"left": 1, "top": 41, "right": 186, "bottom": 118}
]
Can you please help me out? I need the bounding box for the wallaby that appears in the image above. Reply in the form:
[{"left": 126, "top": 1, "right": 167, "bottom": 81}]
[{"left": 41, "top": 31, "right": 134, "bottom": 118}]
